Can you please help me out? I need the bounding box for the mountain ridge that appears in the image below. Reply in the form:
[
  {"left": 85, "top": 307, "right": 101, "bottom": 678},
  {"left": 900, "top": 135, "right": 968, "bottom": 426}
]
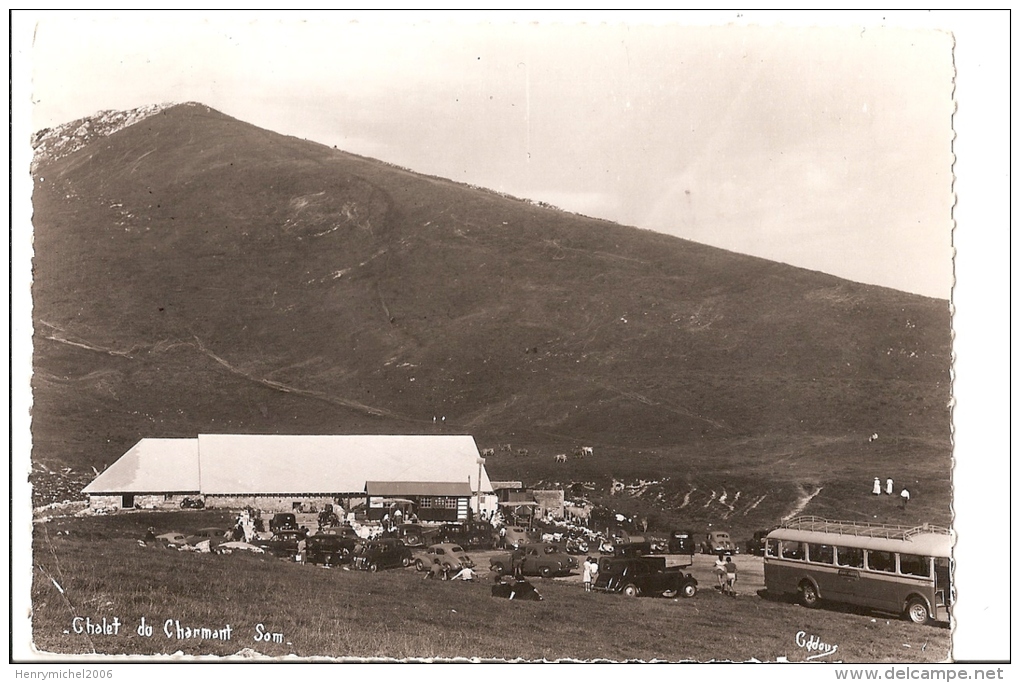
[{"left": 29, "top": 102, "right": 953, "bottom": 531}]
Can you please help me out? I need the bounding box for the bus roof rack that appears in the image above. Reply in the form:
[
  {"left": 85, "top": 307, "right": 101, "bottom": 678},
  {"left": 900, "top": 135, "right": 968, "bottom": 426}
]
[{"left": 780, "top": 516, "right": 951, "bottom": 540}]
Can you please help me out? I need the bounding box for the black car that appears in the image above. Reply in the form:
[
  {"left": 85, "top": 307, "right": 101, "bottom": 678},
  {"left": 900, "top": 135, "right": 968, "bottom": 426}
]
[
  {"left": 354, "top": 538, "right": 414, "bottom": 572},
  {"left": 305, "top": 532, "right": 359, "bottom": 566},
  {"left": 613, "top": 541, "right": 652, "bottom": 558},
  {"left": 594, "top": 556, "right": 698, "bottom": 599},
  {"left": 270, "top": 513, "right": 299, "bottom": 534},
  {"left": 388, "top": 523, "right": 429, "bottom": 548},
  {"left": 667, "top": 530, "right": 696, "bottom": 568},
  {"left": 433, "top": 522, "right": 497, "bottom": 550},
  {"left": 745, "top": 530, "right": 771, "bottom": 556},
  {"left": 256, "top": 529, "right": 305, "bottom": 558}
]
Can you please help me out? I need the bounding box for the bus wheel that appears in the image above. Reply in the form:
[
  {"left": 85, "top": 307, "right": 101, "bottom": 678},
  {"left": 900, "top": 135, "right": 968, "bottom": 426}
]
[
  {"left": 799, "top": 582, "right": 820, "bottom": 608},
  {"left": 905, "top": 597, "right": 931, "bottom": 625}
]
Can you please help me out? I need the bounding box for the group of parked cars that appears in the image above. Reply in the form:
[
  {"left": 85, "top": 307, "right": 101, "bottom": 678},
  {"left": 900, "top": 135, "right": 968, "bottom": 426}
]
[{"left": 157, "top": 514, "right": 780, "bottom": 604}]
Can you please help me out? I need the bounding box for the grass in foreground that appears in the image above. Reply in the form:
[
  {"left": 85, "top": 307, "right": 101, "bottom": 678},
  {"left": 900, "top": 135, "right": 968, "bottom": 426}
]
[{"left": 30, "top": 514, "right": 950, "bottom": 662}]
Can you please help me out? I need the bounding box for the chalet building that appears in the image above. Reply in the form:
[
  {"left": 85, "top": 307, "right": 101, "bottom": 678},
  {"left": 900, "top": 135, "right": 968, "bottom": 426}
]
[{"left": 83, "top": 434, "right": 496, "bottom": 520}]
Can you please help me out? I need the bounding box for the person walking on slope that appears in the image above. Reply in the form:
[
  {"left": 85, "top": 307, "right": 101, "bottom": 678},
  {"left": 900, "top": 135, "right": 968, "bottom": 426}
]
[{"left": 900, "top": 488, "right": 911, "bottom": 509}]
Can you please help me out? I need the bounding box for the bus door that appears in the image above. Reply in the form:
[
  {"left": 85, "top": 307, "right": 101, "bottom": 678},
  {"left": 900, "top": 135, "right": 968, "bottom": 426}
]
[
  {"left": 830, "top": 545, "right": 865, "bottom": 603},
  {"left": 858, "top": 549, "right": 904, "bottom": 610}
]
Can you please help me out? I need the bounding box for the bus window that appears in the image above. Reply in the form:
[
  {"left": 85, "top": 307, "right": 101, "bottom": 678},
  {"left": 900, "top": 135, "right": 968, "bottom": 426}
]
[
  {"left": 807, "top": 543, "right": 834, "bottom": 564},
  {"left": 867, "top": 550, "right": 895, "bottom": 573},
  {"left": 781, "top": 541, "right": 804, "bottom": 560},
  {"left": 899, "top": 553, "right": 931, "bottom": 578},
  {"left": 765, "top": 538, "right": 779, "bottom": 557},
  {"left": 836, "top": 546, "right": 864, "bottom": 568}
]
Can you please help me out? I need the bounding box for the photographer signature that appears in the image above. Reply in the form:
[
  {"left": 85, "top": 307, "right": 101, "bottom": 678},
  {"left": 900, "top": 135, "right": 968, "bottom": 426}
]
[{"left": 795, "top": 630, "right": 838, "bottom": 660}]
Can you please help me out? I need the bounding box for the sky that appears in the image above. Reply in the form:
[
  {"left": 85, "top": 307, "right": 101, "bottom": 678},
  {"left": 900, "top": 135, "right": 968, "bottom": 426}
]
[
  {"left": 10, "top": 11, "right": 1012, "bottom": 664},
  {"left": 24, "top": 11, "right": 956, "bottom": 298}
]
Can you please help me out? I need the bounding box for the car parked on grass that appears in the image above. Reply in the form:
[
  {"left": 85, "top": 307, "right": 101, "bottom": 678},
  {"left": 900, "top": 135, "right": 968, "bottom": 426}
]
[
  {"left": 414, "top": 543, "right": 475, "bottom": 573},
  {"left": 701, "top": 530, "right": 738, "bottom": 555},
  {"left": 256, "top": 530, "right": 305, "bottom": 558},
  {"left": 490, "top": 542, "right": 578, "bottom": 578},
  {"left": 594, "top": 556, "right": 698, "bottom": 598},
  {"left": 305, "top": 533, "right": 359, "bottom": 566},
  {"left": 354, "top": 538, "right": 414, "bottom": 572},
  {"left": 433, "top": 522, "right": 497, "bottom": 549}
]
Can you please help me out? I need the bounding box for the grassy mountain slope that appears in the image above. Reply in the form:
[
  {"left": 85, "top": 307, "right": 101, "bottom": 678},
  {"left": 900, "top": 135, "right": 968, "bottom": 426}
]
[{"left": 30, "top": 103, "right": 952, "bottom": 532}]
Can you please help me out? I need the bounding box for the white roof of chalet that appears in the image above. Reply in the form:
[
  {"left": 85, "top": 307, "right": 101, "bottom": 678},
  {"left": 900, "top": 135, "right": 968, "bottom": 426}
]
[
  {"left": 197, "top": 434, "right": 492, "bottom": 495},
  {"left": 83, "top": 438, "right": 200, "bottom": 494}
]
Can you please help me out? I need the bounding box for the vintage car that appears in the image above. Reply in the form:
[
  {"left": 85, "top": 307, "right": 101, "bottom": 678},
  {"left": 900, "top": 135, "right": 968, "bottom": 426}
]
[
  {"left": 501, "top": 526, "right": 541, "bottom": 549},
  {"left": 414, "top": 543, "right": 475, "bottom": 573},
  {"left": 433, "top": 522, "right": 497, "bottom": 550},
  {"left": 185, "top": 527, "right": 229, "bottom": 548},
  {"left": 744, "top": 530, "right": 771, "bottom": 556},
  {"left": 256, "top": 530, "right": 305, "bottom": 558},
  {"left": 354, "top": 538, "right": 414, "bottom": 571},
  {"left": 387, "top": 523, "right": 429, "bottom": 548},
  {"left": 490, "top": 542, "right": 578, "bottom": 579},
  {"left": 613, "top": 541, "right": 652, "bottom": 558},
  {"left": 305, "top": 533, "right": 359, "bottom": 566},
  {"left": 667, "top": 530, "right": 698, "bottom": 556},
  {"left": 270, "top": 513, "right": 299, "bottom": 534},
  {"left": 180, "top": 497, "right": 205, "bottom": 509},
  {"left": 702, "top": 530, "right": 738, "bottom": 555},
  {"left": 594, "top": 556, "right": 698, "bottom": 598}
]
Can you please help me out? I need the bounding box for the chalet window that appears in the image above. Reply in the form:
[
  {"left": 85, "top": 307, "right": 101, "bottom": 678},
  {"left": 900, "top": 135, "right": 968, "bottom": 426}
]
[{"left": 418, "top": 496, "right": 458, "bottom": 509}]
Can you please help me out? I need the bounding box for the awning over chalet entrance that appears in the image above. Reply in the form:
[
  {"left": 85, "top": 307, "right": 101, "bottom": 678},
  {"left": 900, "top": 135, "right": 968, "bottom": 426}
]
[{"left": 365, "top": 481, "right": 474, "bottom": 522}]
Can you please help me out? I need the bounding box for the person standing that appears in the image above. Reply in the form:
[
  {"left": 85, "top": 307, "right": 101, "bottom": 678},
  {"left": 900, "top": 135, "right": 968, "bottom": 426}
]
[
  {"left": 724, "top": 555, "right": 738, "bottom": 596},
  {"left": 582, "top": 557, "right": 595, "bottom": 592},
  {"left": 872, "top": 477, "right": 882, "bottom": 495},
  {"left": 900, "top": 488, "right": 911, "bottom": 508},
  {"left": 714, "top": 553, "right": 728, "bottom": 592},
  {"left": 886, "top": 478, "right": 894, "bottom": 495}
]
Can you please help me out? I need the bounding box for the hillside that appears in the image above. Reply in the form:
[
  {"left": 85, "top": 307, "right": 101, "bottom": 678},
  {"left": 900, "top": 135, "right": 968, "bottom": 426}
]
[{"left": 29, "top": 103, "right": 953, "bottom": 533}]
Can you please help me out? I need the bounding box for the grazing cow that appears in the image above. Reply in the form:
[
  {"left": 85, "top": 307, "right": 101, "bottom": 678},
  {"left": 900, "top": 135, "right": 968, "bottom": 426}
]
[
  {"left": 500, "top": 444, "right": 512, "bottom": 453},
  {"left": 517, "top": 448, "right": 529, "bottom": 457},
  {"left": 582, "top": 446, "right": 594, "bottom": 457},
  {"left": 554, "top": 454, "right": 567, "bottom": 463},
  {"left": 481, "top": 448, "right": 495, "bottom": 457}
]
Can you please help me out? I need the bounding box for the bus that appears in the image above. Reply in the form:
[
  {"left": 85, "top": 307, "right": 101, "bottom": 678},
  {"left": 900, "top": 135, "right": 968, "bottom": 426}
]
[{"left": 763, "top": 516, "right": 952, "bottom": 624}]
